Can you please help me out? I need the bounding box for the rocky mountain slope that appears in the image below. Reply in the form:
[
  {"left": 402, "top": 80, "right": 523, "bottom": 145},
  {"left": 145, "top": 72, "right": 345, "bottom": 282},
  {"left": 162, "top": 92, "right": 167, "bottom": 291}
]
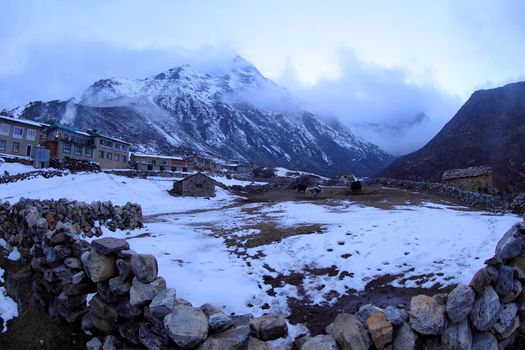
[
  {"left": 379, "top": 82, "right": 525, "bottom": 192},
  {"left": 6, "top": 56, "right": 393, "bottom": 176}
]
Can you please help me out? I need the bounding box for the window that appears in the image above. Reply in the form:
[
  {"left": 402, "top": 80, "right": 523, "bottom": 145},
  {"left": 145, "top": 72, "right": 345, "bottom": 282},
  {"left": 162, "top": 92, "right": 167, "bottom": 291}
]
[
  {"left": 0, "top": 124, "right": 9, "bottom": 135},
  {"left": 12, "top": 126, "right": 24, "bottom": 139},
  {"left": 152, "top": 159, "right": 156, "bottom": 165},
  {"left": 114, "top": 154, "right": 120, "bottom": 161},
  {"left": 159, "top": 166, "right": 165, "bottom": 171},
  {"left": 0, "top": 140, "right": 5, "bottom": 151},
  {"left": 62, "top": 143, "right": 71, "bottom": 154},
  {"left": 74, "top": 145, "right": 82, "bottom": 156},
  {"left": 121, "top": 156, "right": 127, "bottom": 163},
  {"left": 12, "top": 142, "right": 20, "bottom": 153},
  {"left": 162, "top": 160, "right": 167, "bottom": 165},
  {"left": 85, "top": 148, "right": 93, "bottom": 158},
  {"left": 107, "top": 152, "right": 112, "bottom": 160},
  {"left": 99, "top": 150, "right": 105, "bottom": 158},
  {"left": 100, "top": 138, "right": 113, "bottom": 148},
  {"left": 26, "top": 129, "right": 37, "bottom": 141},
  {"left": 115, "top": 143, "right": 127, "bottom": 151},
  {"left": 171, "top": 166, "right": 176, "bottom": 171}
]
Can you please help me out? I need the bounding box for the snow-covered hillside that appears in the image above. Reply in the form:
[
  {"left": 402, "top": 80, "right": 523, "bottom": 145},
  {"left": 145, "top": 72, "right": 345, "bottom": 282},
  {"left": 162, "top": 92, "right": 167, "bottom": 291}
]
[{"left": 14, "top": 56, "right": 394, "bottom": 176}]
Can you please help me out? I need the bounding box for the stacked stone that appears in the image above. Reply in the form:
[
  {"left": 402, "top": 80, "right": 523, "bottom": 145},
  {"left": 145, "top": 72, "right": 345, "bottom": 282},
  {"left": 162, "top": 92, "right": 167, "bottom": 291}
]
[
  {"left": 1, "top": 199, "right": 288, "bottom": 349},
  {"left": 0, "top": 169, "right": 66, "bottom": 184},
  {"left": 0, "top": 198, "right": 143, "bottom": 240}
]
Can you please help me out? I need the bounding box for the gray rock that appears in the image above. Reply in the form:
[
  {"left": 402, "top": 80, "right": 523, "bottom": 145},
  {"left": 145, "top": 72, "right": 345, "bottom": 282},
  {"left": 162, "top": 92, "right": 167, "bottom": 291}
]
[
  {"left": 208, "top": 311, "right": 233, "bottom": 332},
  {"left": 116, "top": 258, "right": 132, "bottom": 280},
  {"left": 393, "top": 322, "right": 418, "bottom": 350},
  {"left": 200, "top": 303, "right": 221, "bottom": 316},
  {"left": 108, "top": 276, "right": 131, "bottom": 295},
  {"left": 89, "top": 295, "right": 118, "bottom": 322},
  {"left": 72, "top": 271, "right": 86, "bottom": 284},
  {"left": 64, "top": 257, "right": 82, "bottom": 269},
  {"left": 102, "top": 335, "right": 119, "bottom": 350},
  {"left": 129, "top": 277, "right": 167, "bottom": 306},
  {"left": 163, "top": 305, "right": 209, "bottom": 348},
  {"left": 356, "top": 303, "right": 382, "bottom": 323},
  {"left": 385, "top": 306, "right": 407, "bottom": 326},
  {"left": 446, "top": 284, "right": 475, "bottom": 323},
  {"left": 495, "top": 265, "right": 515, "bottom": 298},
  {"left": 502, "top": 280, "right": 522, "bottom": 303},
  {"left": 333, "top": 313, "right": 371, "bottom": 350},
  {"left": 495, "top": 224, "right": 525, "bottom": 260},
  {"left": 250, "top": 314, "right": 288, "bottom": 341},
  {"left": 469, "top": 285, "right": 501, "bottom": 331},
  {"left": 116, "top": 297, "right": 143, "bottom": 319},
  {"left": 247, "top": 337, "right": 275, "bottom": 350},
  {"left": 197, "top": 324, "right": 251, "bottom": 350},
  {"left": 366, "top": 311, "right": 393, "bottom": 349},
  {"left": 409, "top": 295, "right": 447, "bottom": 335},
  {"left": 325, "top": 322, "right": 334, "bottom": 335},
  {"left": 86, "top": 337, "right": 103, "bottom": 350},
  {"left": 441, "top": 319, "right": 472, "bottom": 350},
  {"left": 302, "top": 335, "right": 338, "bottom": 350},
  {"left": 150, "top": 288, "right": 177, "bottom": 319},
  {"left": 469, "top": 268, "right": 491, "bottom": 295},
  {"left": 92, "top": 237, "right": 130, "bottom": 255},
  {"left": 493, "top": 303, "right": 518, "bottom": 338},
  {"left": 139, "top": 325, "right": 170, "bottom": 350},
  {"left": 472, "top": 331, "right": 498, "bottom": 350},
  {"left": 81, "top": 250, "right": 116, "bottom": 283},
  {"left": 130, "top": 253, "right": 158, "bottom": 283}
]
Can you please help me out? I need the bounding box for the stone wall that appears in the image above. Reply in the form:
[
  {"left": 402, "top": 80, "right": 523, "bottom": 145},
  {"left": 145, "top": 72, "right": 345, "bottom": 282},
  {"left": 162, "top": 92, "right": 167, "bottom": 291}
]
[
  {"left": 0, "top": 169, "right": 67, "bottom": 184},
  {"left": 2, "top": 198, "right": 525, "bottom": 349},
  {"left": 366, "top": 178, "right": 525, "bottom": 214}
]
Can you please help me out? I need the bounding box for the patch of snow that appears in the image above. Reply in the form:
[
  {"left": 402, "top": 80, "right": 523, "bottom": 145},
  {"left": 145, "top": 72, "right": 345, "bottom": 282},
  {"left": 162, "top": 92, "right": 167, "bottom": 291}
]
[
  {"left": 0, "top": 266, "right": 19, "bottom": 332},
  {"left": 7, "top": 247, "right": 21, "bottom": 261},
  {"left": 0, "top": 161, "right": 36, "bottom": 176}
]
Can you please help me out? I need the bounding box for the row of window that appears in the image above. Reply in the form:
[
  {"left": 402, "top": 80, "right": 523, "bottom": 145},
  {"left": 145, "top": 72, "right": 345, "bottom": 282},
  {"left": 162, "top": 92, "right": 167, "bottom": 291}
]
[
  {"left": 61, "top": 142, "right": 127, "bottom": 162},
  {"left": 146, "top": 165, "right": 189, "bottom": 172},
  {"left": 99, "top": 138, "right": 128, "bottom": 152},
  {"left": 0, "top": 123, "right": 37, "bottom": 141},
  {"left": 0, "top": 139, "right": 32, "bottom": 156}
]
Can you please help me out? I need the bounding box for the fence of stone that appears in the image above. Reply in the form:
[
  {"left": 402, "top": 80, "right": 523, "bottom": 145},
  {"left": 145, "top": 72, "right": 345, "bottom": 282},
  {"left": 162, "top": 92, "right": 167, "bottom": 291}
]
[{"left": 1, "top": 198, "right": 525, "bottom": 349}]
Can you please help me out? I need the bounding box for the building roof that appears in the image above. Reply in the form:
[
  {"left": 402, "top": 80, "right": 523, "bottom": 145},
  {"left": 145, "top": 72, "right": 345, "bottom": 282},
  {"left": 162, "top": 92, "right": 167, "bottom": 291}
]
[
  {"left": 89, "top": 131, "right": 131, "bottom": 145},
  {"left": 442, "top": 165, "right": 492, "bottom": 180},
  {"left": 0, "top": 115, "right": 46, "bottom": 128},
  {"left": 47, "top": 123, "right": 91, "bottom": 136},
  {"left": 132, "top": 152, "right": 184, "bottom": 161},
  {"left": 174, "top": 172, "right": 215, "bottom": 183}
]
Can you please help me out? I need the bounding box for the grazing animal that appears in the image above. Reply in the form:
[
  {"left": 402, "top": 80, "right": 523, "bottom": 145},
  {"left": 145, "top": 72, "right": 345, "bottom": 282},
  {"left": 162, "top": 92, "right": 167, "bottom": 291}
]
[
  {"left": 296, "top": 183, "right": 308, "bottom": 193},
  {"left": 351, "top": 180, "right": 362, "bottom": 193},
  {"left": 306, "top": 186, "right": 322, "bottom": 196}
]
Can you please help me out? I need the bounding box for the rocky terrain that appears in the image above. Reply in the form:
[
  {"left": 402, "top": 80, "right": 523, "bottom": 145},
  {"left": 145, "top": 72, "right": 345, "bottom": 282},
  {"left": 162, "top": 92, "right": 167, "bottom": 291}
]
[{"left": 379, "top": 82, "right": 525, "bottom": 193}]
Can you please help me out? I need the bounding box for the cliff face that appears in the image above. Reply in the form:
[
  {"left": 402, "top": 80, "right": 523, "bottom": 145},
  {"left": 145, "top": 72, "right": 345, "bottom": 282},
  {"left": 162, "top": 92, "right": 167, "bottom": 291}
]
[{"left": 379, "top": 82, "right": 525, "bottom": 193}]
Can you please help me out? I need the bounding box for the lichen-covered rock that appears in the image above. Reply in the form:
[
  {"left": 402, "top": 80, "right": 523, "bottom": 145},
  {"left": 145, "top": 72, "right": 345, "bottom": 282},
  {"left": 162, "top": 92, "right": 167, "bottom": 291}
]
[
  {"left": 472, "top": 331, "right": 498, "bottom": 350},
  {"left": 92, "top": 237, "right": 130, "bottom": 255},
  {"left": 495, "top": 265, "right": 515, "bottom": 299},
  {"left": 356, "top": 304, "right": 382, "bottom": 323},
  {"left": 197, "top": 324, "right": 251, "bottom": 350},
  {"left": 149, "top": 288, "right": 177, "bottom": 319},
  {"left": 469, "top": 268, "right": 491, "bottom": 295},
  {"left": 250, "top": 314, "right": 288, "bottom": 341},
  {"left": 409, "top": 295, "right": 446, "bottom": 335},
  {"left": 129, "top": 277, "right": 166, "bottom": 306},
  {"left": 131, "top": 254, "right": 158, "bottom": 283},
  {"left": 302, "top": 335, "right": 338, "bottom": 350},
  {"left": 366, "top": 312, "right": 393, "bottom": 349},
  {"left": 495, "top": 224, "right": 525, "bottom": 260},
  {"left": 384, "top": 306, "right": 407, "bottom": 326},
  {"left": 441, "top": 319, "right": 472, "bottom": 350},
  {"left": 108, "top": 276, "right": 131, "bottom": 295},
  {"left": 333, "top": 313, "right": 371, "bottom": 350},
  {"left": 138, "top": 325, "right": 170, "bottom": 350},
  {"left": 208, "top": 311, "right": 233, "bottom": 332},
  {"left": 81, "top": 250, "right": 116, "bottom": 283},
  {"left": 393, "top": 322, "right": 418, "bottom": 350},
  {"left": 469, "top": 286, "right": 501, "bottom": 331},
  {"left": 446, "top": 284, "right": 475, "bottom": 323},
  {"left": 163, "top": 305, "right": 208, "bottom": 349},
  {"left": 493, "top": 303, "right": 518, "bottom": 339}
]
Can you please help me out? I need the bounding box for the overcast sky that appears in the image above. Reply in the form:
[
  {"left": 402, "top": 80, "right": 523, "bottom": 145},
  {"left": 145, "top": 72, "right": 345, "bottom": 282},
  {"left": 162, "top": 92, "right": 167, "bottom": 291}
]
[{"left": 1, "top": 0, "right": 524, "bottom": 152}]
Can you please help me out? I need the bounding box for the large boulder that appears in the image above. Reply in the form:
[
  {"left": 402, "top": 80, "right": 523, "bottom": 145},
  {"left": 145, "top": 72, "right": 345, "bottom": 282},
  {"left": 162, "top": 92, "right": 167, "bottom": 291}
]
[
  {"left": 393, "top": 322, "right": 418, "bottom": 350},
  {"left": 469, "top": 286, "right": 501, "bottom": 331},
  {"left": 333, "top": 313, "right": 371, "bottom": 350},
  {"left": 92, "top": 237, "right": 130, "bottom": 255},
  {"left": 149, "top": 288, "right": 177, "bottom": 319},
  {"left": 409, "top": 295, "right": 446, "bottom": 335},
  {"left": 471, "top": 331, "right": 498, "bottom": 350},
  {"left": 384, "top": 306, "right": 407, "bottom": 327},
  {"left": 446, "top": 284, "right": 475, "bottom": 322},
  {"left": 302, "top": 335, "right": 338, "bottom": 350},
  {"left": 129, "top": 277, "right": 167, "bottom": 306},
  {"left": 493, "top": 303, "right": 519, "bottom": 339},
  {"left": 81, "top": 250, "right": 116, "bottom": 283},
  {"left": 249, "top": 314, "right": 288, "bottom": 341},
  {"left": 164, "top": 305, "right": 209, "bottom": 349},
  {"left": 469, "top": 268, "right": 491, "bottom": 295},
  {"left": 365, "top": 312, "right": 393, "bottom": 349},
  {"left": 131, "top": 254, "right": 158, "bottom": 283},
  {"left": 441, "top": 319, "right": 472, "bottom": 350},
  {"left": 495, "top": 224, "right": 525, "bottom": 261}
]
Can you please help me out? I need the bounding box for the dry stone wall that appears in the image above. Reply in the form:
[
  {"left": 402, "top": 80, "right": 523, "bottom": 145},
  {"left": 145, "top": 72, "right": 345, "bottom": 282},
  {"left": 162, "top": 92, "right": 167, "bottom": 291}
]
[{"left": 1, "top": 198, "right": 525, "bottom": 349}]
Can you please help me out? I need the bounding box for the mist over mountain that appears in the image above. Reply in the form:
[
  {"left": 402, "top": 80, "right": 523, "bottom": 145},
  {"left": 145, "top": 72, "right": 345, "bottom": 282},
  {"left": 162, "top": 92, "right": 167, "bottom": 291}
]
[{"left": 7, "top": 56, "right": 394, "bottom": 177}]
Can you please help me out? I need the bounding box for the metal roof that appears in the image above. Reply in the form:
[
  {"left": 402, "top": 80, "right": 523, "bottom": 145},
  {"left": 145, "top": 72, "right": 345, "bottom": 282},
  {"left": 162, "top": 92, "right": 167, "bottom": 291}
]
[
  {"left": 442, "top": 165, "right": 492, "bottom": 180},
  {"left": 0, "top": 115, "right": 46, "bottom": 128}
]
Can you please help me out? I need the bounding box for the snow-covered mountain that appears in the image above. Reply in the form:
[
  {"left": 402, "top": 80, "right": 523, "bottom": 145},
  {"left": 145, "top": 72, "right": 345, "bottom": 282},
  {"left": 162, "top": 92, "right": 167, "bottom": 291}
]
[{"left": 10, "top": 56, "right": 394, "bottom": 176}]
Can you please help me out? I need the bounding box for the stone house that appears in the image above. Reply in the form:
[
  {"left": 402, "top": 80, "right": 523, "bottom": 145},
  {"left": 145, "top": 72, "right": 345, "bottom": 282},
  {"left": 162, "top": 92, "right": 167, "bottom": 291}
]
[
  {"left": 171, "top": 173, "right": 216, "bottom": 197},
  {"left": 130, "top": 153, "right": 193, "bottom": 172},
  {"left": 220, "top": 160, "right": 252, "bottom": 175},
  {"left": 44, "top": 124, "right": 130, "bottom": 169},
  {"left": 442, "top": 165, "right": 493, "bottom": 192},
  {"left": 187, "top": 155, "right": 216, "bottom": 171},
  {"left": 0, "top": 115, "right": 46, "bottom": 159}
]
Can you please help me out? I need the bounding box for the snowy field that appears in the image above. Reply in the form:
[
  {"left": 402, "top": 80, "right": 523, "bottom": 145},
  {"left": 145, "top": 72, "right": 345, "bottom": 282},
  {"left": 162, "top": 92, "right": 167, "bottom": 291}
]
[{"left": 0, "top": 171, "right": 520, "bottom": 321}]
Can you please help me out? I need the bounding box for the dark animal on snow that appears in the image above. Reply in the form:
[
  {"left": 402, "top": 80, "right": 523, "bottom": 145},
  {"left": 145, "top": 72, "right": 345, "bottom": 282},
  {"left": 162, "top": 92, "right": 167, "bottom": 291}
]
[
  {"left": 351, "top": 181, "right": 362, "bottom": 193},
  {"left": 306, "top": 186, "right": 322, "bottom": 196},
  {"left": 296, "top": 184, "right": 308, "bottom": 193}
]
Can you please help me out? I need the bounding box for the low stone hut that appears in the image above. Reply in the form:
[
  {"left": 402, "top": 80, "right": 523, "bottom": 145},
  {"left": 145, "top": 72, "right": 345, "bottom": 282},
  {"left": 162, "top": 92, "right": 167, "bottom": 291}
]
[
  {"left": 442, "top": 165, "right": 493, "bottom": 193},
  {"left": 171, "top": 172, "right": 216, "bottom": 197}
]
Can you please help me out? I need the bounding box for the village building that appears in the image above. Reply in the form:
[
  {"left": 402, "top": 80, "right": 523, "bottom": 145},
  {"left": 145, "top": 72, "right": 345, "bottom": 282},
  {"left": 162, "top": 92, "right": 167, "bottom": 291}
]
[
  {"left": 220, "top": 160, "right": 252, "bottom": 175},
  {"left": 186, "top": 154, "right": 216, "bottom": 171},
  {"left": 130, "top": 153, "right": 193, "bottom": 172},
  {"left": 0, "top": 115, "right": 46, "bottom": 159},
  {"left": 170, "top": 172, "right": 216, "bottom": 197},
  {"left": 44, "top": 124, "right": 130, "bottom": 169},
  {"left": 442, "top": 165, "right": 493, "bottom": 193}
]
